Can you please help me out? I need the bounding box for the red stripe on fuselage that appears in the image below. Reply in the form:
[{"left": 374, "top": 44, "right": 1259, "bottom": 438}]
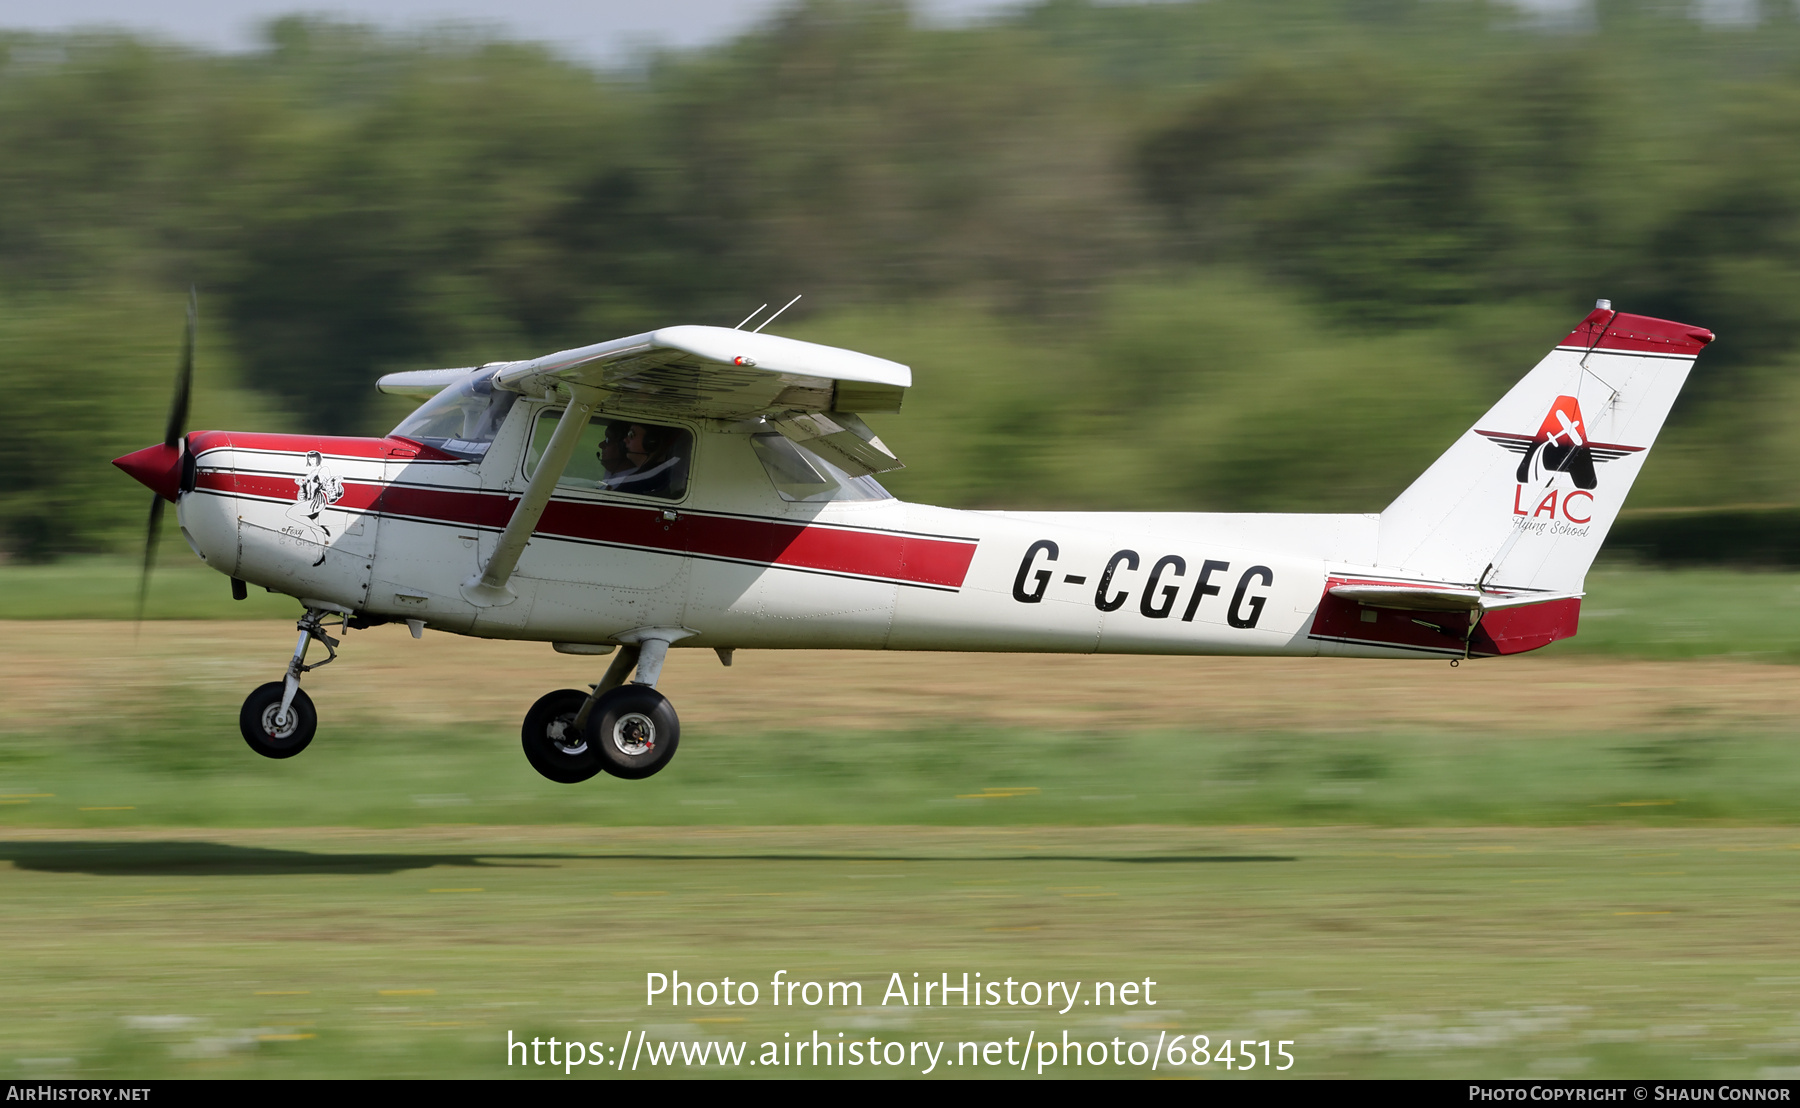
[{"left": 195, "top": 469, "right": 977, "bottom": 589}]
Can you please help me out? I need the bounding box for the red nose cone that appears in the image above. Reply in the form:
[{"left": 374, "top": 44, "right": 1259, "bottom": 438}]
[{"left": 114, "top": 442, "right": 182, "bottom": 502}]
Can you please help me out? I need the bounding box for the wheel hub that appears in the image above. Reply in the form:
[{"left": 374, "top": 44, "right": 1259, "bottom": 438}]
[
  {"left": 548, "top": 716, "right": 588, "bottom": 756},
  {"left": 260, "top": 703, "right": 300, "bottom": 740},
  {"left": 611, "top": 712, "right": 656, "bottom": 756}
]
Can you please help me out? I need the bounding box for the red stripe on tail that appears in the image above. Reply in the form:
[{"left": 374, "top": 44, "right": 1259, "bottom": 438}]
[{"left": 1562, "top": 309, "right": 1713, "bottom": 356}]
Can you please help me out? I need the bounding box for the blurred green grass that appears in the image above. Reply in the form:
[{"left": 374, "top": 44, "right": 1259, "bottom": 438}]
[
  {"left": 1558, "top": 565, "right": 1800, "bottom": 662},
  {"left": 4, "top": 825, "right": 1799, "bottom": 1079},
  {"left": 2, "top": 707, "right": 1794, "bottom": 829},
  {"left": 0, "top": 555, "right": 297, "bottom": 620}
]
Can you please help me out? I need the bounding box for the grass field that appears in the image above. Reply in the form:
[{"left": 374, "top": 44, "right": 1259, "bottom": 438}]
[
  {"left": 2, "top": 576, "right": 1799, "bottom": 1079},
  {"left": 5, "top": 621, "right": 1800, "bottom": 828},
  {"left": 4, "top": 825, "right": 1799, "bottom": 1080}
]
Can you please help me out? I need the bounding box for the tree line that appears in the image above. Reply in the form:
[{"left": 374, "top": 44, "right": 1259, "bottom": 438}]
[{"left": 4, "top": 0, "right": 1800, "bottom": 557}]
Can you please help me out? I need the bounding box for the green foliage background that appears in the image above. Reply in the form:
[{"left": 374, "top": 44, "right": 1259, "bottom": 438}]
[{"left": 9, "top": 0, "right": 1800, "bottom": 556}]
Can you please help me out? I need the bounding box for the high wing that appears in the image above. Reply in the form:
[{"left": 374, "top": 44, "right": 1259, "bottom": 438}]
[
  {"left": 487, "top": 325, "right": 909, "bottom": 420},
  {"left": 376, "top": 325, "right": 909, "bottom": 476}
]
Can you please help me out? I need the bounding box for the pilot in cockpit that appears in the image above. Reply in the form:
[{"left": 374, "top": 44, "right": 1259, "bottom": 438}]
[
  {"left": 596, "top": 420, "right": 633, "bottom": 481},
  {"left": 603, "top": 422, "right": 688, "bottom": 497}
]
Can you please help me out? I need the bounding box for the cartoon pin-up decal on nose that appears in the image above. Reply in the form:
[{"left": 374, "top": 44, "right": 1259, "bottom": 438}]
[{"left": 286, "top": 450, "right": 346, "bottom": 566}]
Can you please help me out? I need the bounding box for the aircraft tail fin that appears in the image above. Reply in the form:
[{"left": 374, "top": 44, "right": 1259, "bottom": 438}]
[{"left": 1376, "top": 304, "right": 1712, "bottom": 595}]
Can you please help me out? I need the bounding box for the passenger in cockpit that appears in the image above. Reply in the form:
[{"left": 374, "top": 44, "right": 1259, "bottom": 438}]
[{"left": 604, "top": 423, "right": 688, "bottom": 498}]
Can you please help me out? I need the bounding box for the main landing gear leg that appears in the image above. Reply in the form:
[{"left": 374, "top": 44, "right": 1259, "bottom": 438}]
[
  {"left": 239, "top": 608, "right": 341, "bottom": 759},
  {"left": 519, "top": 636, "right": 683, "bottom": 783},
  {"left": 571, "top": 646, "right": 641, "bottom": 734}
]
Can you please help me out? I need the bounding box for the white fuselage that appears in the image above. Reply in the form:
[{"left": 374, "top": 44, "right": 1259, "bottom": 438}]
[{"left": 174, "top": 399, "right": 1454, "bottom": 661}]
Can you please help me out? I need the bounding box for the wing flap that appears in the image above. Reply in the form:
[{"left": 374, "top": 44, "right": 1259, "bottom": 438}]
[{"left": 766, "top": 411, "right": 904, "bottom": 477}]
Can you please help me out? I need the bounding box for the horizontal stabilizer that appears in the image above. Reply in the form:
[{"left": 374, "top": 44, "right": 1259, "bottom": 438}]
[
  {"left": 1327, "top": 584, "right": 1482, "bottom": 611},
  {"left": 1312, "top": 575, "right": 1583, "bottom": 658},
  {"left": 1328, "top": 583, "right": 1580, "bottom": 613}
]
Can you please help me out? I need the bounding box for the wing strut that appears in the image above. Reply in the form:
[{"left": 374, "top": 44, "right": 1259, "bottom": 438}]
[{"left": 462, "top": 384, "right": 602, "bottom": 607}]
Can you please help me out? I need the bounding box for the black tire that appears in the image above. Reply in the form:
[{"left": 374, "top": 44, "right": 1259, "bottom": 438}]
[
  {"left": 239, "top": 682, "right": 317, "bottom": 759},
  {"left": 521, "top": 688, "right": 604, "bottom": 784},
  {"left": 587, "top": 684, "right": 680, "bottom": 780}
]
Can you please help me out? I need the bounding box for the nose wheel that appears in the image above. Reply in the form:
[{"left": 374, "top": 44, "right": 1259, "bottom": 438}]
[
  {"left": 239, "top": 608, "right": 341, "bottom": 760},
  {"left": 240, "top": 682, "right": 317, "bottom": 757}
]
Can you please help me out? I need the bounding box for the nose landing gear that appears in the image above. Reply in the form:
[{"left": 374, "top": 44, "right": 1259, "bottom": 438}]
[
  {"left": 239, "top": 608, "right": 342, "bottom": 759},
  {"left": 520, "top": 632, "right": 685, "bottom": 783}
]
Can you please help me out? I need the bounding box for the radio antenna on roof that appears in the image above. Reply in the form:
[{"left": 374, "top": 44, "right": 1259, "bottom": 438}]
[
  {"left": 733, "top": 303, "right": 769, "bottom": 330},
  {"left": 753, "top": 294, "right": 802, "bottom": 334}
]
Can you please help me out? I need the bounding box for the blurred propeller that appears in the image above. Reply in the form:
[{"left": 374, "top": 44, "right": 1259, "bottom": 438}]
[{"left": 136, "top": 289, "right": 197, "bottom": 623}]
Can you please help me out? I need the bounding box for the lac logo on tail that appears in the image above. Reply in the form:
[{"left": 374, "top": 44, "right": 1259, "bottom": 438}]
[{"left": 1476, "top": 395, "right": 1644, "bottom": 493}]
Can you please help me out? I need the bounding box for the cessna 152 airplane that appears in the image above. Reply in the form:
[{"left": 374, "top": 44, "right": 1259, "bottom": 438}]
[{"left": 114, "top": 299, "right": 1712, "bottom": 783}]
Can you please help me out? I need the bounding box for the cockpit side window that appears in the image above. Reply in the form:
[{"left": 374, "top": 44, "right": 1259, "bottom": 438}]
[
  {"left": 525, "top": 411, "right": 692, "bottom": 500},
  {"left": 390, "top": 370, "right": 519, "bottom": 460},
  {"left": 750, "top": 433, "right": 891, "bottom": 503}
]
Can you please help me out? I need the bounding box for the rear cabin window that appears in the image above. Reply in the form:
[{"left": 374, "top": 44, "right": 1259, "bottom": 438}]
[
  {"left": 750, "top": 433, "right": 891, "bottom": 503},
  {"left": 525, "top": 412, "right": 692, "bottom": 500}
]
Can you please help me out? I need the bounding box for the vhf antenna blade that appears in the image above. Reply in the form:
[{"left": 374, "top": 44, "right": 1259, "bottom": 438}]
[
  {"left": 734, "top": 304, "right": 769, "bottom": 330},
  {"left": 753, "top": 294, "right": 802, "bottom": 334}
]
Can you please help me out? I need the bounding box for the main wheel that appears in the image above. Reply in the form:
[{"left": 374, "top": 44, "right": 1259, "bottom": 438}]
[
  {"left": 587, "top": 684, "right": 680, "bottom": 780},
  {"left": 239, "top": 682, "right": 317, "bottom": 759},
  {"left": 521, "top": 688, "right": 603, "bottom": 783}
]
